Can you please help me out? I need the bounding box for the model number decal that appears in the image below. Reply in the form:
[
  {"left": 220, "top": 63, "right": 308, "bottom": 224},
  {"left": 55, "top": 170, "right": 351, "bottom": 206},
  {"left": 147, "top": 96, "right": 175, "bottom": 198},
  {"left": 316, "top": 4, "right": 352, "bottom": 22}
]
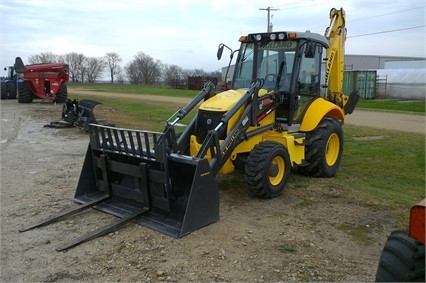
[{"left": 222, "top": 129, "right": 240, "bottom": 158}]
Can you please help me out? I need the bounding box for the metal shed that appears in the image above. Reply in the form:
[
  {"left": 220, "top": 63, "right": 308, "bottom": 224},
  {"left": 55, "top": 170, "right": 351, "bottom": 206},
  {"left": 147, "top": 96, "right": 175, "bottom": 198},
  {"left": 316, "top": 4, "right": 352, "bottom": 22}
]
[{"left": 343, "top": 70, "right": 377, "bottom": 99}]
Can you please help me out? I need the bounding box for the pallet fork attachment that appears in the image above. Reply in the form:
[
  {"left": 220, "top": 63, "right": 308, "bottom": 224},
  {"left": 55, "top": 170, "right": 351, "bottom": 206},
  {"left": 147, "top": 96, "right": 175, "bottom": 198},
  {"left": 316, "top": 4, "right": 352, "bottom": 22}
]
[
  {"left": 20, "top": 83, "right": 219, "bottom": 250},
  {"left": 46, "top": 99, "right": 114, "bottom": 131},
  {"left": 19, "top": 195, "right": 146, "bottom": 251}
]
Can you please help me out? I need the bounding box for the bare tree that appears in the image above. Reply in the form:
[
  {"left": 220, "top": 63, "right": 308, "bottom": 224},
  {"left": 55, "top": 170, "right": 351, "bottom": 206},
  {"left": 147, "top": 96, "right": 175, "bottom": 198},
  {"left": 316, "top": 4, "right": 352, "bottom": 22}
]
[
  {"left": 137, "top": 52, "right": 162, "bottom": 85},
  {"left": 163, "top": 64, "right": 184, "bottom": 88},
  {"left": 85, "top": 57, "right": 106, "bottom": 83},
  {"left": 105, "top": 52, "right": 122, "bottom": 84},
  {"left": 184, "top": 68, "right": 207, "bottom": 77},
  {"left": 63, "top": 52, "right": 86, "bottom": 82},
  {"left": 115, "top": 72, "right": 125, "bottom": 84},
  {"left": 28, "top": 52, "right": 59, "bottom": 64},
  {"left": 25, "top": 50, "right": 220, "bottom": 87},
  {"left": 124, "top": 61, "right": 142, "bottom": 84},
  {"left": 125, "top": 52, "right": 162, "bottom": 85}
]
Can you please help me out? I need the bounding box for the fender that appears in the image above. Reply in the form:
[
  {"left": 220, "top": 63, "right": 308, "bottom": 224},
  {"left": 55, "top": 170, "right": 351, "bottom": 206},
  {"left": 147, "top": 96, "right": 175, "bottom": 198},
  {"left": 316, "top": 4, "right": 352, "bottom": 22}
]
[
  {"left": 409, "top": 198, "right": 426, "bottom": 245},
  {"left": 300, "top": 98, "right": 345, "bottom": 132}
]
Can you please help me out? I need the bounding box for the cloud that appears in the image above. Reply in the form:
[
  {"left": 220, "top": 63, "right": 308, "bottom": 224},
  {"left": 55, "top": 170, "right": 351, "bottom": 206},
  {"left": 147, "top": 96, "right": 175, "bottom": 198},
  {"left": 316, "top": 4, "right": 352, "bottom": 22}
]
[{"left": 1, "top": 0, "right": 425, "bottom": 77}]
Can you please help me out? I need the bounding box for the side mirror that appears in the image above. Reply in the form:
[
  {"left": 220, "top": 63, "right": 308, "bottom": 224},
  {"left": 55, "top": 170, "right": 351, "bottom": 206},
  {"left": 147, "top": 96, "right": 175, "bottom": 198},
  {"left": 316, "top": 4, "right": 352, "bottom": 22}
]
[
  {"left": 14, "top": 57, "right": 26, "bottom": 73},
  {"left": 305, "top": 42, "right": 316, "bottom": 58},
  {"left": 217, "top": 44, "right": 224, "bottom": 60}
]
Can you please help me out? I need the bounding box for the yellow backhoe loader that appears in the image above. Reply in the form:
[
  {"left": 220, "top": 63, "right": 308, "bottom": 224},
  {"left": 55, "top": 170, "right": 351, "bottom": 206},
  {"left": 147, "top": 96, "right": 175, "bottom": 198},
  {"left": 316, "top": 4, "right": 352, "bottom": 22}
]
[{"left": 21, "top": 8, "right": 359, "bottom": 251}]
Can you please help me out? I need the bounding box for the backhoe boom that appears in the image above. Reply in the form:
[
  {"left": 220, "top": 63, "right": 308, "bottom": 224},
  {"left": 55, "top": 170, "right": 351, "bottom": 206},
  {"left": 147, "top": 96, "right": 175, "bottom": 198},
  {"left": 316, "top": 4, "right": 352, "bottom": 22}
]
[{"left": 324, "top": 8, "right": 347, "bottom": 107}]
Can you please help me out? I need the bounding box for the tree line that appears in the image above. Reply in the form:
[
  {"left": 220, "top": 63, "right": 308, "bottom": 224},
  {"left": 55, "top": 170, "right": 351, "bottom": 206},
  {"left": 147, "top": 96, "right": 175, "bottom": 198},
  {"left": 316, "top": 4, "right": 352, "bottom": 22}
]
[{"left": 27, "top": 51, "right": 221, "bottom": 87}]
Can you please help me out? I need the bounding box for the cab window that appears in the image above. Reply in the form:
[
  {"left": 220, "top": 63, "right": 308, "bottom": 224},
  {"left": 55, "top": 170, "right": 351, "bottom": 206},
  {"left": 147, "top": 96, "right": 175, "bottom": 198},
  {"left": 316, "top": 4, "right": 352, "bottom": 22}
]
[{"left": 297, "top": 44, "right": 322, "bottom": 96}]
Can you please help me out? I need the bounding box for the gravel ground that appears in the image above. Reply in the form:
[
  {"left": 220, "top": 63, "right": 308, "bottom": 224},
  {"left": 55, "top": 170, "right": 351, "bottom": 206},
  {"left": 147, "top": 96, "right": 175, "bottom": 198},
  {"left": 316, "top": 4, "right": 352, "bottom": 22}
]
[{"left": 0, "top": 96, "right": 422, "bottom": 282}]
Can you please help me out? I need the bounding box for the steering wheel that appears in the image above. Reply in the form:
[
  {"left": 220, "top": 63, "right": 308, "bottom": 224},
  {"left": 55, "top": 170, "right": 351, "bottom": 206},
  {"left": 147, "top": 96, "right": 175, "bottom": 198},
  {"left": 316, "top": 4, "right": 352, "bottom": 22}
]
[{"left": 264, "top": 74, "right": 276, "bottom": 82}]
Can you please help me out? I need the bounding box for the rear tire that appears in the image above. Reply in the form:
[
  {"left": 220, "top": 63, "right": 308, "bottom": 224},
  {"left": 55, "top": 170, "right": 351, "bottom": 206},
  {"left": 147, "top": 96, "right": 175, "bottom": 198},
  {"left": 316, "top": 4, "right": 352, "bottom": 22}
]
[
  {"left": 375, "top": 230, "right": 425, "bottom": 282},
  {"left": 1, "top": 82, "right": 7, "bottom": 99},
  {"left": 300, "top": 117, "right": 343, "bottom": 177},
  {"left": 8, "top": 83, "right": 17, "bottom": 99},
  {"left": 17, "top": 83, "right": 34, "bottom": 103},
  {"left": 54, "top": 84, "right": 68, "bottom": 103},
  {"left": 244, "top": 141, "right": 291, "bottom": 198}
]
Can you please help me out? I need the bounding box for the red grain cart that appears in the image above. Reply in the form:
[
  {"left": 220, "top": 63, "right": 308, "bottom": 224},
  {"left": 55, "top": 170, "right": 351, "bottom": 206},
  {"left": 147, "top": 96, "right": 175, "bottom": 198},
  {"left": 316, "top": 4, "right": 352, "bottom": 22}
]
[{"left": 14, "top": 57, "right": 69, "bottom": 103}]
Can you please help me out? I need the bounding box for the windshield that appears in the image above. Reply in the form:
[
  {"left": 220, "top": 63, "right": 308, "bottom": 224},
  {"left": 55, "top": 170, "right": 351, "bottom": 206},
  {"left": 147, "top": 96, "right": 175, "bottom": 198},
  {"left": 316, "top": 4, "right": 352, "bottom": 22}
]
[
  {"left": 233, "top": 41, "right": 297, "bottom": 92},
  {"left": 6, "top": 67, "right": 16, "bottom": 79}
]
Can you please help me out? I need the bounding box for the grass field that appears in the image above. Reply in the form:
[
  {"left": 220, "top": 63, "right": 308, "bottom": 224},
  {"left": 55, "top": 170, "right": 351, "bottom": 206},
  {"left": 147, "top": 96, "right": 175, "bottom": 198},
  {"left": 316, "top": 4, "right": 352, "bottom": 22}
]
[
  {"left": 69, "top": 83, "right": 197, "bottom": 97},
  {"left": 69, "top": 82, "right": 425, "bottom": 113},
  {"left": 357, "top": 99, "right": 425, "bottom": 113},
  {"left": 68, "top": 84, "right": 425, "bottom": 226}
]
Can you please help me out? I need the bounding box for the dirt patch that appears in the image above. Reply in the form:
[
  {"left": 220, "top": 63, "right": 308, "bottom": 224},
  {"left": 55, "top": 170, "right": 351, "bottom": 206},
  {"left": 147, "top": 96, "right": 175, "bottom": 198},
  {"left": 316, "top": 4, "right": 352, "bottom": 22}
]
[
  {"left": 0, "top": 99, "right": 399, "bottom": 282},
  {"left": 351, "top": 135, "right": 388, "bottom": 141}
]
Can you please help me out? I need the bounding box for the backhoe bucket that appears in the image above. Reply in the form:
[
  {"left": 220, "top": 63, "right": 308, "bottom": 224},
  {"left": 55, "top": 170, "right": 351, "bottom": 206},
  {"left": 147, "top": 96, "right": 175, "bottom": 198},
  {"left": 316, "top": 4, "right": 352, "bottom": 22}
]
[{"left": 74, "top": 124, "right": 220, "bottom": 238}]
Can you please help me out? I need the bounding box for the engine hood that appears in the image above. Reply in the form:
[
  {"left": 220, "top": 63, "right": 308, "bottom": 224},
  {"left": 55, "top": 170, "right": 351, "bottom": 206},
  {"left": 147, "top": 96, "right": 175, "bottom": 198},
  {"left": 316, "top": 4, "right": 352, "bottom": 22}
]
[{"left": 199, "top": 88, "right": 269, "bottom": 112}]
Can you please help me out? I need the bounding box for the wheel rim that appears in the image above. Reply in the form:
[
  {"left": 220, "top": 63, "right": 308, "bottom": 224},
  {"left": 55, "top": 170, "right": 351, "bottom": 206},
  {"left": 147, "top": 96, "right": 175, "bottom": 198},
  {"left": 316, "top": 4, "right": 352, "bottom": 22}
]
[
  {"left": 326, "top": 133, "right": 340, "bottom": 166},
  {"left": 269, "top": 156, "right": 285, "bottom": 186}
]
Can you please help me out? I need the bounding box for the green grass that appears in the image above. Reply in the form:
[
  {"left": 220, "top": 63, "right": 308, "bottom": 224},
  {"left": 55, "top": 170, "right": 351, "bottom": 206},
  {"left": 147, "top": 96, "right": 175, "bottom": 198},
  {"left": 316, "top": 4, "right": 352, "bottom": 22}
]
[
  {"left": 70, "top": 83, "right": 425, "bottom": 112},
  {"left": 278, "top": 244, "right": 297, "bottom": 253},
  {"left": 338, "top": 223, "right": 375, "bottom": 244},
  {"left": 298, "top": 198, "right": 318, "bottom": 207},
  {"left": 287, "top": 124, "right": 425, "bottom": 228},
  {"left": 336, "top": 125, "right": 425, "bottom": 224},
  {"left": 68, "top": 83, "right": 198, "bottom": 97},
  {"left": 69, "top": 94, "right": 196, "bottom": 131},
  {"left": 357, "top": 99, "right": 425, "bottom": 113},
  {"left": 346, "top": 128, "right": 425, "bottom": 199}
]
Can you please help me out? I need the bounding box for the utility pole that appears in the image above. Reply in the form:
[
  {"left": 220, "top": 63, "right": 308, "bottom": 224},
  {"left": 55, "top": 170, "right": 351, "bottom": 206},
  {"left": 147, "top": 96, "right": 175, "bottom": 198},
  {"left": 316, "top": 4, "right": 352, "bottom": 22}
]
[{"left": 259, "top": 6, "right": 279, "bottom": 32}]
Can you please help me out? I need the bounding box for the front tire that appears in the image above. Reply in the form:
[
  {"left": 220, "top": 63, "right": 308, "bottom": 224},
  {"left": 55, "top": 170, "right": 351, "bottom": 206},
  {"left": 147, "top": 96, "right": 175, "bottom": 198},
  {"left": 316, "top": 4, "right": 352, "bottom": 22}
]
[
  {"left": 1, "top": 82, "right": 8, "bottom": 99},
  {"left": 300, "top": 117, "right": 343, "bottom": 177},
  {"left": 376, "top": 230, "right": 425, "bottom": 282},
  {"left": 54, "top": 84, "right": 68, "bottom": 103},
  {"left": 8, "top": 83, "right": 17, "bottom": 99},
  {"left": 17, "top": 83, "right": 34, "bottom": 103},
  {"left": 244, "top": 141, "right": 291, "bottom": 198}
]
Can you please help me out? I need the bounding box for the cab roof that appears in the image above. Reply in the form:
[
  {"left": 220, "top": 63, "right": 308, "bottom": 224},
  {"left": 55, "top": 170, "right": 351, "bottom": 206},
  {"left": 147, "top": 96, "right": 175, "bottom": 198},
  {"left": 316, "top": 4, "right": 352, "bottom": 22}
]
[{"left": 241, "top": 31, "right": 329, "bottom": 48}]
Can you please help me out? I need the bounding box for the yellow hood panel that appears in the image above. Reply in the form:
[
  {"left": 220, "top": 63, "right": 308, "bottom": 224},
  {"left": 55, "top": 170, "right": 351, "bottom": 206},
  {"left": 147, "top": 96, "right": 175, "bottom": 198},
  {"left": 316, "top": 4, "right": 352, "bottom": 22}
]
[{"left": 199, "top": 88, "right": 269, "bottom": 112}]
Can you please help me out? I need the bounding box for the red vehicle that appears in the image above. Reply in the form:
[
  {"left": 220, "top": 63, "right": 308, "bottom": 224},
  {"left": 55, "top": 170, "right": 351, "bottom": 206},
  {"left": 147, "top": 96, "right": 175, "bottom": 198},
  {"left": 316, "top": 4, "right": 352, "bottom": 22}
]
[{"left": 14, "top": 57, "right": 69, "bottom": 103}]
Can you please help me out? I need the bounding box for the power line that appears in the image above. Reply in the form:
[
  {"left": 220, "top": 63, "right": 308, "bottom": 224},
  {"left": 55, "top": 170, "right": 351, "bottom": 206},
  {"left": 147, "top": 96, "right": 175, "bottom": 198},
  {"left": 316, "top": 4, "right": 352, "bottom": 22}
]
[
  {"left": 270, "top": 1, "right": 335, "bottom": 10},
  {"left": 348, "top": 25, "right": 426, "bottom": 38},
  {"left": 349, "top": 6, "right": 425, "bottom": 22},
  {"left": 279, "top": 5, "right": 425, "bottom": 31},
  {"left": 259, "top": 6, "right": 279, "bottom": 32}
]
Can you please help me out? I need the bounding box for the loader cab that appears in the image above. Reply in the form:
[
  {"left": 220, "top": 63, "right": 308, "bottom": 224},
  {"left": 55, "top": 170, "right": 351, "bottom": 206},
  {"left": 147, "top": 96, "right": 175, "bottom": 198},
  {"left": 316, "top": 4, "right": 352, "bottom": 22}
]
[
  {"left": 3, "top": 66, "right": 16, "bottom": 80},
  {"left": 232, "top": 32, "right": 328, "bottom": 125}
]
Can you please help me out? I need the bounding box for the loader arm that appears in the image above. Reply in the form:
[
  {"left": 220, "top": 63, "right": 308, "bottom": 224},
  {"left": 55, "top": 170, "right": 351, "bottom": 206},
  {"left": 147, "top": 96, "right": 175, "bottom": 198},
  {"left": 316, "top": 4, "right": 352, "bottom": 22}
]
[{"left": 157, "top": 82, "right": 214, "bottom": 154}]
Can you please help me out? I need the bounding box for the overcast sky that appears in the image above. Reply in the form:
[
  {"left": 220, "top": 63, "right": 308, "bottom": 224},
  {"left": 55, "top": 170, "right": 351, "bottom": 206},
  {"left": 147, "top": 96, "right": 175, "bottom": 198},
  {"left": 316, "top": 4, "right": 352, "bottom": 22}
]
[{"left": 1, "top": 0, "right": 425, "bottom": 77}]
